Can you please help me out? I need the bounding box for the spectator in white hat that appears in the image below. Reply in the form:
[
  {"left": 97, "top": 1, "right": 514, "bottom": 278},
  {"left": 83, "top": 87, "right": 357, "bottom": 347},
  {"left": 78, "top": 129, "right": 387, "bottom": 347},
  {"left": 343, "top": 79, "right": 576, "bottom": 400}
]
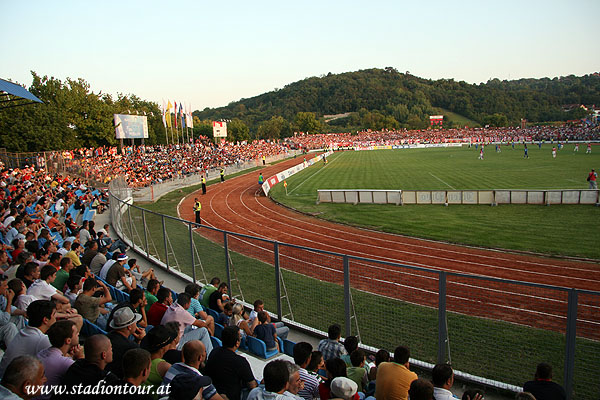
[
  {"left": 105, "top": 253, "right": 136, "bottom": 292},
  {"left": 330, "top": 377, "right": 358, "bottom": 400}
]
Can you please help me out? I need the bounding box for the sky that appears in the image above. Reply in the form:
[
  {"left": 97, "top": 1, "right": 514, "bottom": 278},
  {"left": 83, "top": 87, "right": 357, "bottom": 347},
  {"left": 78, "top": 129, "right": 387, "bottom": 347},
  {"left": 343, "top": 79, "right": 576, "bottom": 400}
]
[{"left": 2, "top": 0, "right": 599, "bottom": 111}]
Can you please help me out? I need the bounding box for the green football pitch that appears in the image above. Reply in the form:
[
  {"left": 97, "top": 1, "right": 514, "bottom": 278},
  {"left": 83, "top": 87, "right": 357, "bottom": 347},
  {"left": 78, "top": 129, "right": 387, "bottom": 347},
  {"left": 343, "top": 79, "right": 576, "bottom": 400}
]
[{"left": 269, "top": 144, "right": 600, "bottom": 259}]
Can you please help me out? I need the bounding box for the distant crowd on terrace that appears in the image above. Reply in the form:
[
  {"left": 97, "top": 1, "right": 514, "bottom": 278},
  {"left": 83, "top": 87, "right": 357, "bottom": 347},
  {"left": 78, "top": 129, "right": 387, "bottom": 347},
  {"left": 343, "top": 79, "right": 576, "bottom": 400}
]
[
  {"left": 54, "top": 138, "right": 292, "bottom": 188},
  {"left": 292, "top": 126, "right": 600, "bottom": 150},
  {"left": 26, "top": 125, "right": 599, "bottom": 189}
]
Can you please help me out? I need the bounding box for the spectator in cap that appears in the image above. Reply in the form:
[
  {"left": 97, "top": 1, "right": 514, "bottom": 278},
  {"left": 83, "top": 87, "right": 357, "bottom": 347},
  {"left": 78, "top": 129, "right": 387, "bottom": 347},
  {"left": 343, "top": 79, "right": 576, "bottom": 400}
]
[
  {"left": 106, "top": 306, "right": 146, "bottom": 379},
  {"left": 330, "top": 377, "right": 358, "bottom": 400},
  {"left": 141, "top": 325, "right": 179, "bottom": 393},
  {"left": 165, "top": 371, "right": 213, "bottom": 400},
  {"left": 106, "top": 253, "right": 137, "bottom": 292}
]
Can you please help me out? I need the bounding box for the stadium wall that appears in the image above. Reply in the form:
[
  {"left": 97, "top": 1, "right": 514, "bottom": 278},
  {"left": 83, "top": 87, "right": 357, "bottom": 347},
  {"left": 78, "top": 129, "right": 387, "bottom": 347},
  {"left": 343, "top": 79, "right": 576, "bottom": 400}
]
[{"left": 317, "top": 189, "right": 600, "bottom": 206}]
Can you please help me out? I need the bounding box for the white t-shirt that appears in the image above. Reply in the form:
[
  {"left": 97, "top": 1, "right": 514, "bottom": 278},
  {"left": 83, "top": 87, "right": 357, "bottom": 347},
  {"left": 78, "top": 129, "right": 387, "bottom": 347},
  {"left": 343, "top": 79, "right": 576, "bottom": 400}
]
[
  {"left": 14, "top": 294, "right": 36, "bottom": 311},
  {"left": 27, "top": 280, "right": 58, "bottom": 301},
  {"left": 99, "top": 259, "right": 117, "bottom": 280},
  {"left": 55, "top": 198, "right": 65, "bottom": 212},
  {"left": 2, "top": 216, "right": 15, "bottom": 228}
]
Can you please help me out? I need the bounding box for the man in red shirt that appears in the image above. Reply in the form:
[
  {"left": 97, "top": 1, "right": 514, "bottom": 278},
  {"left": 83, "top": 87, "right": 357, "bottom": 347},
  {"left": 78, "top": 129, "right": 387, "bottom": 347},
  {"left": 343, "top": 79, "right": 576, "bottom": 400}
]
[{"left": 147, "top": 287, "right": 172, "bottom": 326}]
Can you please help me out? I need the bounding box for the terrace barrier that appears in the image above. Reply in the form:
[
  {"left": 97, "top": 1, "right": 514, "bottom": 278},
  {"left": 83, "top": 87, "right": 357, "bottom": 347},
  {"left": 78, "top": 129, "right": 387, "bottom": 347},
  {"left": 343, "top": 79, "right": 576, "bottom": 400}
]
[
  {"left": 317, "top": 189, "right": 600, "bottom": 206},
  {"left": 109, "top": 177, "right": 600, "bottom": 400}
]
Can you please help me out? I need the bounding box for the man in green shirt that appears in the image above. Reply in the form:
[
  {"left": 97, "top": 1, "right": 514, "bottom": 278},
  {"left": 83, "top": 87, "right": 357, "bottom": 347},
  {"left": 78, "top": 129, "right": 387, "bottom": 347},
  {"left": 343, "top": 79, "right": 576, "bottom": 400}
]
[
  {"left": 200, "top": 277, "right": 220, "bottom": 309},
  {"left": 145, "top": 279, "right": 160, "bottom": 313},
  {"left": 52, "top": 258, "right": 73, "bottom": 292}
]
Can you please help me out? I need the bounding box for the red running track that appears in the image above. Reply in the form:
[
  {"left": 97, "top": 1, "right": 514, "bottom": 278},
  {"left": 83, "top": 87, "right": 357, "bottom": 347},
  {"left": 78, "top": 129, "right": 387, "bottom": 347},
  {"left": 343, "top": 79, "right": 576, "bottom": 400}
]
[{"left": 178, "top": 157, "right": 600, "bottom": 339}]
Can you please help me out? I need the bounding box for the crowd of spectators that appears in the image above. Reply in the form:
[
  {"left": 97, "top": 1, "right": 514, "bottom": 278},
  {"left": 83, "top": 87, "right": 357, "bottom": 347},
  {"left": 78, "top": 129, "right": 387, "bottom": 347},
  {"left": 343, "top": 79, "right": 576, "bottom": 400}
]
[
  {"left": 290, "top": 126, "right": 600, "bottom": 150},
  {"left": 55, "top": 139, "right": 291, "bottom": 188}
]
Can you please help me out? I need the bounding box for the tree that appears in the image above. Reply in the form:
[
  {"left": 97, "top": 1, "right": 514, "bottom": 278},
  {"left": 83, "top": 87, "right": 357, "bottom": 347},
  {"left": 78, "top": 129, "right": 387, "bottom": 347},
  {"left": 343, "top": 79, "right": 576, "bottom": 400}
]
[
  {"left": 228, "top": 118, "right": 250, "bottom": 142},
  {"left": 294, "top": 112, "right": 321, "bottom": 134},
  {"left": 481, "top": 113, "right": 508, "bottom": 127},
  {"left": 257, "top": 116, "right": 288, "bottom": 140}
]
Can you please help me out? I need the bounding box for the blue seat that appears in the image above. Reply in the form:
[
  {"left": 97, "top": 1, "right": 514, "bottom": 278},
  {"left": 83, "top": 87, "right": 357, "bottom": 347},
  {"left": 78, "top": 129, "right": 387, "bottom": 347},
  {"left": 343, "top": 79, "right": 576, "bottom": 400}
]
[
  {"left": 82, "top": 207, "right": 96, "bottom": 222},
  {"left": 207, "top": 308, "right": 219, "bottom": 321},
  {"left": 118, "top": 290, "right": 130, "bottom": 303},
  {"left": 247, "top": 336, "right": 281, "bottom": 359},
  {"left": 51, "top": 232, "right": 64, "bottom": 247},
  {"left": 82, "top": 318, "right": 107, "bottom": 336},
  {"left": 283, "top": 339, "right": 296, "bottom": 357},
  {"left": 214, "top": 322, "right": 224, "bottom": 339},
  {"left": 211, "top": 336, "right": 222, "bottom": 349}
]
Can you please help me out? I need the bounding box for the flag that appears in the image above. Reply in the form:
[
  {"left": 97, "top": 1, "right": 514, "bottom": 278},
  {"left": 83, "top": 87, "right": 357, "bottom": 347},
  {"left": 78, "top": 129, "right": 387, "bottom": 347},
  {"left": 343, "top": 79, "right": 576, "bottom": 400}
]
[
  {"left": 166, "top": 100, "right": 173, "bottom": 128},
  {"left": 161, "top": 99, "right": 166, "bottom": 128},
  {"left": 180, "top": 102, "right": 185, "bottom": 128},
  {"left": 186, "top": 102, "right": 194, "bottom": 129}
]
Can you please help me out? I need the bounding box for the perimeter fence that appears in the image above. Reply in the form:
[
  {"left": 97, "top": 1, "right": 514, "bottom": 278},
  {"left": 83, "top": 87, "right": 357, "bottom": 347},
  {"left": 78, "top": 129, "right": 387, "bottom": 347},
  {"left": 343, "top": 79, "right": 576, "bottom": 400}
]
[{"left": 108, "top": 177, "right": 600, "bottom": 400}]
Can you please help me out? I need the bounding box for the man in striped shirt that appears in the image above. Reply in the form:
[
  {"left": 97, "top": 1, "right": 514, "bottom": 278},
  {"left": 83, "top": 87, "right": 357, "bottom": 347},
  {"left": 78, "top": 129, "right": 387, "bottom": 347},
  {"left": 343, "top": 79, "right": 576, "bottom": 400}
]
[
  {"left": 160, "top": 340, "right": 223, "bottom": 400},
  {"left": 294, "top": 342, "right": 320, "bottom": 400}
]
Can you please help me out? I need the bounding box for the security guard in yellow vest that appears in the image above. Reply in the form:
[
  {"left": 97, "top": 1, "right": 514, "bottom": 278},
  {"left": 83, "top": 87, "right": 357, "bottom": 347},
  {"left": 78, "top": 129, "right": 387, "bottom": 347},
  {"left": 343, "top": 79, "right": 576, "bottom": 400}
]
[
  {"left": 220, "top": 168, "right": 225, "bottom": 183},
  {"left": 262, "top": 155, "right": 266, "bottom": 165},
  {"left": 201, "top": 176, "right": 207, "bottom": 195},
  {"left": 194, "top": 198, "right": 201, "bottom": 224}
]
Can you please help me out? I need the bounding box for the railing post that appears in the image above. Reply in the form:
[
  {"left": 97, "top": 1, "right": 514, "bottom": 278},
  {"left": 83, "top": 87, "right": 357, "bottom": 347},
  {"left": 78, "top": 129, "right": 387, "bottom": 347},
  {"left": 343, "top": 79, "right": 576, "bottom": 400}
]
[
  {"left": 142, "top": 210, "right": 149, "bottom": 258},
  {"left": 224, "top": 232, "right": 232, "bottom": 298},
  {"left": 343, "top": 255, "right": 351, "bottom": 338},
  {"left": 162, "top": 215, "right": 169, "bottom": 270},
  {"left": 127, "top": 205, "right": 134, "bottom": 247},
  {"left": 274, "top": 242, "right": 282, "bottom": 320},
  {"left": 564, "top": 289, "right": 577, "bottom": 400},
  {"left": 189, "top": 222, "right": 196, "bottom": 283},
  {"left": 438, "top": 271, "right": 448, "bottom": 364}
]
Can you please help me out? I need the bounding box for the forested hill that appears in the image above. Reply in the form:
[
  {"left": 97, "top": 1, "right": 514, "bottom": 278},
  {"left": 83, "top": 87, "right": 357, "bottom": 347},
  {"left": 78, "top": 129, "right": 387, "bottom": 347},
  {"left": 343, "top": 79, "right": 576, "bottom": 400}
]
[{"left": 195, "top": 68, "right": 600, "bottom": 133}]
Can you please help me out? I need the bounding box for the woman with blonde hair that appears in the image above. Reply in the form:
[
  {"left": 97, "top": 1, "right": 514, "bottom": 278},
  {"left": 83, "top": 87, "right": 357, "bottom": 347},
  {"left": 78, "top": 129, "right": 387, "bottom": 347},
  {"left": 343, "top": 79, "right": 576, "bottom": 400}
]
[{"left": 228, "top": 303, "right": 258, "bottom": 337}]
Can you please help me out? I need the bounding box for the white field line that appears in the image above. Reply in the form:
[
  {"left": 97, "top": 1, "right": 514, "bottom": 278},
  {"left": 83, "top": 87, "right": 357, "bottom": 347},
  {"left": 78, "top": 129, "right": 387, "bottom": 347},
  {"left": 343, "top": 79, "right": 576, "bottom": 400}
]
[
  {"left": 429, "top": 172, "right": 456, "bottom": 190},
  {"left": 288, "top": 153, "right": 343, "bottom": 195}
]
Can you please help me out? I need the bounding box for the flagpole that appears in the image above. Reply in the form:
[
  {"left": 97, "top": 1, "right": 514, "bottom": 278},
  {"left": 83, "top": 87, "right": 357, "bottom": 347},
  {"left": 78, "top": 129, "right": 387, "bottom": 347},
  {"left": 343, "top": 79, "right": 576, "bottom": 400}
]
[{"left": 170, "top": 114, "right": 174, "bottom": 144}]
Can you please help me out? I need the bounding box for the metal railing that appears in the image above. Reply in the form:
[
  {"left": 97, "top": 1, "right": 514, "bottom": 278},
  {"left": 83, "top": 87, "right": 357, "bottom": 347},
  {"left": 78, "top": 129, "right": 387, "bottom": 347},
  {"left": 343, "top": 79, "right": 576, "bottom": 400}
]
[{"left": 108, "top": 177, "right": 600, "bottom": 400}]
